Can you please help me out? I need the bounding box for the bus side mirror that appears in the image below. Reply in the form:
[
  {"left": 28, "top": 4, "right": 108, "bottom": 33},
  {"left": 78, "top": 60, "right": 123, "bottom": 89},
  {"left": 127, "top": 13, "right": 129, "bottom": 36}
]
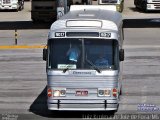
[
  {"left": 119, "top": 49, "right": 124, "bottom": 61},
  {"left": 43, "top": 48, "right": 48, "bottom": 61}
]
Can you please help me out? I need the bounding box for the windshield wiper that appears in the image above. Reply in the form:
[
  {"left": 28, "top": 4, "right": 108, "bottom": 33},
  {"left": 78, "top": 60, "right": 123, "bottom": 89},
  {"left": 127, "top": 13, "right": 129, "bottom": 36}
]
[
  {"left": 85, "top": 58, "right": 101, "bottom": 73},
  {"left": 63, "top": 67, "right": 69, "bottom": 73},
  {"left": 63, "top": 64, "right": 72, "bottom": 73}
]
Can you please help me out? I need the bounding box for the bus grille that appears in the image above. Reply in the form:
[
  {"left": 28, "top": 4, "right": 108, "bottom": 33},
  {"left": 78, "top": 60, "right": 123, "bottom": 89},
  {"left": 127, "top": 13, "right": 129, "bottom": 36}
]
[
  {"left": 3, "top": 0, "right": 11, "bottom": 4},
  {"left": 152, "top": 0, "right": 160, "bottom": 2},
  {"left": 154, "top": 4, "right": 160, "bottom": 9},
  {"left": 155, "top": 4, "right": 160, "bottom": 6},
  {"left": 48, "top": 76, "right": 118, "bottom": 88}
]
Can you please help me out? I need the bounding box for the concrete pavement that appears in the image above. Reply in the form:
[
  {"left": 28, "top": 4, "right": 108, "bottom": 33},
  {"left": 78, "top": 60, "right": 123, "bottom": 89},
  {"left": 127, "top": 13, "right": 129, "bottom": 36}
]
[{"left": 1, "top": 1, "right": 160, "bottom": 119}]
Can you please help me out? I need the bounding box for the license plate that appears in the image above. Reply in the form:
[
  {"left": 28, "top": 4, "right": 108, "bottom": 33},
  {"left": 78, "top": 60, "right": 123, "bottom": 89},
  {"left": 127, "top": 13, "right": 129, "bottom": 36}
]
[{"left": 75, "top": 90, "right": 88, "bottom": 96}]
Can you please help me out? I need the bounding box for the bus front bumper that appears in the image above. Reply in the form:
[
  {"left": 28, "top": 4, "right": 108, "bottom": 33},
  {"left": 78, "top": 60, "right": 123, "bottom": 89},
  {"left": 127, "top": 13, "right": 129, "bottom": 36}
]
[
  {"left": 0, "top": 4, "right": 18, "bottom": 10},
  {"left": 48, "top": 99, "right": 118, "bottom": 111},
  {"left": 147, "top": 4, "right": 160, "bottom": 10}
]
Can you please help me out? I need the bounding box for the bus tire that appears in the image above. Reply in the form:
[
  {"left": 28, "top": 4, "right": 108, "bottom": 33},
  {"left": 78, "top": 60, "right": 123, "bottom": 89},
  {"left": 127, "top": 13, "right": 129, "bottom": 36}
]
[
  {"left": 32, "top": 19, "right": 37, "bottom": 23},
  {"left": 142, "top": 1, "right": 147, "bottom": 12}
]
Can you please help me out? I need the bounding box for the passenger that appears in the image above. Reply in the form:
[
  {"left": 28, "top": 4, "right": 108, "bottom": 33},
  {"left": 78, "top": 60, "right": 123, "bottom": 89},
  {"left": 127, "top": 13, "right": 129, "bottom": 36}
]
[
  {"left": 66, "top": 45, "right": 80, "bottom": 62},
  {"left": 95, "top": 53, "right": 108, "bottom": 66}
]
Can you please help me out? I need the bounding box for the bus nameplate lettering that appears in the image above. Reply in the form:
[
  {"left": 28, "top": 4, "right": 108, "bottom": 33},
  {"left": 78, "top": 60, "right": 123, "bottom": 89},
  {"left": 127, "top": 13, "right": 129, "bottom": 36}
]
[{"left": 70, "top": 71, "right": 96, "bottom": 76}]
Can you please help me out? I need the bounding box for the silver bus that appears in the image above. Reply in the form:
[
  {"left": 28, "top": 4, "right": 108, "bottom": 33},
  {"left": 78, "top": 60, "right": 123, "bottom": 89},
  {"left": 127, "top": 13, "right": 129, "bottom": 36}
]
[{"left": 43, "top": 5, "right": 124, "bottom": 111}]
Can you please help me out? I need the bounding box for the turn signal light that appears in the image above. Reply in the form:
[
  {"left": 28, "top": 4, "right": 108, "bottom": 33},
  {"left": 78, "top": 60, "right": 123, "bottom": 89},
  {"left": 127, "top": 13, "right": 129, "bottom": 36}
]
[
  {"left": 112, "top": 88, "right": 117, "bottom": 97},
  {"left": 47, "top": 88, "right": 52, "bottom": 97}
]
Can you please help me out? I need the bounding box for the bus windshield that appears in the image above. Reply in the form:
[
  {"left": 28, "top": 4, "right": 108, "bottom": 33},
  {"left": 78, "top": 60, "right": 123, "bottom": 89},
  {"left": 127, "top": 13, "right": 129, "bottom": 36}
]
[
  {"left": 100, "top": 0, "right": 118, "bottom": 3},
  {"left": 32, "top": 0, "right": 56, "bottom": 2},
  {"left": 48, "top": 38, "right": 119, "bottom": 70}
]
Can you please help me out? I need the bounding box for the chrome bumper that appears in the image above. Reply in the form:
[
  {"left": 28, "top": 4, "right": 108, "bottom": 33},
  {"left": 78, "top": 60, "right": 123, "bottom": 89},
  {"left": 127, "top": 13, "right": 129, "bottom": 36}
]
[
  {"left": 48, "top": 99, "right": 118, "bottom": 111},
  {"left": 147, "top": 4, "right": 160, "bottom": 10}
]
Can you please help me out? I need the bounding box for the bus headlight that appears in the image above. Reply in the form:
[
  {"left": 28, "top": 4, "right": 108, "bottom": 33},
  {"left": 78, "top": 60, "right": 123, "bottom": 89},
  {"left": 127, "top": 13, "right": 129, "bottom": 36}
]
[
  {"left": 98, "top": 90, "right": 104, "bottom": 96},
  {"left": 116, "top": 5, "right": 120, "bottom": 12},
  {"left": 147, "top": 4, "right": 151, "bottom": 9},
  {"left": 53, "top": 90, "right": 61, "bottom": 97},
  {"left": 60, "top": 90, "right": 66, "bottom": 96},
  {"left": 98, "top": 89, "right": 111, "bottom": 97},
  {"left": 53, "top": 89, "right": 66, "bottom": 97},
  {"left": 47, "top": 88, "right": 66, "bottom": 97}
]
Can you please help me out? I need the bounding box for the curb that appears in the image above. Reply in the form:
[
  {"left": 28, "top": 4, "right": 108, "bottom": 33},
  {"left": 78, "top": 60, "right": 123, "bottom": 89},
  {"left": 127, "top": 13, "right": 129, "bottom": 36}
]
[{"left": 0, "top": 45, "right": 46, "bottom": 49}]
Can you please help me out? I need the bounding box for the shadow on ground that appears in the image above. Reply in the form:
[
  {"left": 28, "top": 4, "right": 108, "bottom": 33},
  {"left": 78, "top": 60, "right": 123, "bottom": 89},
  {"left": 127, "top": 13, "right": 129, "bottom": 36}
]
[
  {"left": 128, "top": 7, "right": 141, "bottom": 13},
  {"left": 123, "top": 18, "right": 160, "bottom": 28}
]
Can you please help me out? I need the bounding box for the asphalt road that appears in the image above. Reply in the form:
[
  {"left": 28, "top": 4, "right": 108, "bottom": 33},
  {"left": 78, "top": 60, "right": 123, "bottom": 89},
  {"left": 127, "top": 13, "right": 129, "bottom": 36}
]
[{"left": 0, "top": 0, "right": 160, "bottom": 120}]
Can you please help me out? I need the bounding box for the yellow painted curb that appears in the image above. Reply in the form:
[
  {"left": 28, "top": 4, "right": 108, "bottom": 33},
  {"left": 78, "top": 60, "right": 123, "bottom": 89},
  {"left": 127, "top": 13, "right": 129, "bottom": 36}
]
[{"left": 0, "top": 45, "right": 46, "bottom": 49}]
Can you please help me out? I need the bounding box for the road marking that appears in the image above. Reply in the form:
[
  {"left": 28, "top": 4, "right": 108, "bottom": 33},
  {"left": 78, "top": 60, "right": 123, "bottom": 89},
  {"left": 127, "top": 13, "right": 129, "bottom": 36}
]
[
  {"left": 141, "top": 86, "right": 147, "bottom": 103},
  {"left": 0, "top": 45, "right": 46, "bottom": 49}
]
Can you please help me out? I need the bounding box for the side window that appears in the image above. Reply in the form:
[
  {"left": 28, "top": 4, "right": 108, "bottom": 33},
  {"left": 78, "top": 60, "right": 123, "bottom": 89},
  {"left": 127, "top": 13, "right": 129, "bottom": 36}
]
[{"left": 49, "top": 42, "right": 69, "bottom": 69}]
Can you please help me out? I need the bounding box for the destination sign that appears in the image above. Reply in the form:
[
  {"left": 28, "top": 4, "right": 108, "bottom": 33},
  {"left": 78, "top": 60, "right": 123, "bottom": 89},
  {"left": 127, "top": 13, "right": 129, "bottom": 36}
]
[
  {"left": 55, "top": 32, "right": 65, "bottom": 37},
  {"left": 100, "top": 32, "right": 111, "bottom": 38}
]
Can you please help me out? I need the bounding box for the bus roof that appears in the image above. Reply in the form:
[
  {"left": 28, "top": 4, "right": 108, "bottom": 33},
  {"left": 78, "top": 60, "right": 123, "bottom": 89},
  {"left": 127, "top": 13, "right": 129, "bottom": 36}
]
[{"left": 50, "top": 5, "right": 122, "bottom": 32}]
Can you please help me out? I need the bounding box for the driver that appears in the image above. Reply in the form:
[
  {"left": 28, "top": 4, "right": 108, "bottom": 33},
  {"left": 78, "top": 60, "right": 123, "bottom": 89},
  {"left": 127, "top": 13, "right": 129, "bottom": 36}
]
[{"left": 95, "top": 53, "right": 108, "bottom": 66}]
